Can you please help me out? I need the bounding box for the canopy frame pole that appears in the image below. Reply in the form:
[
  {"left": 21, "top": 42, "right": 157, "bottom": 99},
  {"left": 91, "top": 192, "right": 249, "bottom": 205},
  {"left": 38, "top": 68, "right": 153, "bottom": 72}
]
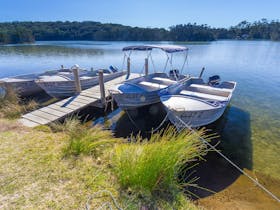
[
  {"left": 126, "top": 56, "right": 131, "bottom": 79},
  {"left": 169, "top": 53, "right": 174, "bottom": 70},
  {"left": 180, "top": 50, "right": 188, "bottom": 75},
  {"left": 163, "top": 52, "right": 170, "bottom": 73},
  {"left": 148, "top": 51, "right": 156, "bottom": 73},
  {"left": 121, "top": 52, "right": 127, "bottom": 71},
  {"left": 168, "top": 53, "right": 178, "bottom": 80}
]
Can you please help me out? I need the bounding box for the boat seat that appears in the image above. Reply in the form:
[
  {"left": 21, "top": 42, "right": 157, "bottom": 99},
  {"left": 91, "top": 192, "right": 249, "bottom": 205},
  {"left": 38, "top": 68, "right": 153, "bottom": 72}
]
[
  {"left": 152, "top": 77, "right": 177, "bottom": 84},
  {"left": 139, "top": 81, "right": 168, "bottom": 89},
  {"left": 190, "top": 84, "right": 232, "bottom": 92},
  {"left": 180, "top": 90, "right": 228, "bottom": 101}
]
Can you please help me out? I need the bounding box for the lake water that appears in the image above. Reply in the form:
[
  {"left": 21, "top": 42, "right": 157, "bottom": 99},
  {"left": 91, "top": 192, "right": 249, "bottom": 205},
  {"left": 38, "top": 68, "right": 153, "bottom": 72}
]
[{"left": 0, "top": 41, "right": 279, "bottom": 187}]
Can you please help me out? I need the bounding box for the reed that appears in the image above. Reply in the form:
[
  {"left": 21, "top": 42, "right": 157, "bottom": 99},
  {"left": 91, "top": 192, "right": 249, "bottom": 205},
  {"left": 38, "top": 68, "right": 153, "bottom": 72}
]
[{"left": 113, "top": 127, "right": 210, "bottom": 199}]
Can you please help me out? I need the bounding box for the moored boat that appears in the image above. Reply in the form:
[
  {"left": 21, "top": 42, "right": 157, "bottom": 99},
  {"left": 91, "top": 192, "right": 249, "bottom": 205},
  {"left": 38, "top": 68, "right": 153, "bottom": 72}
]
[
  {"left": 160, "top": 76, "right": 236, "bottom": 128},
  {"left": 0, "top": 66, "right": 81, "bottom": 97},
  {"left": 110, "top": 44, "right": 189, "bottom": 110},
  {"left": 36, "top": 67, "right": 124, "bottom": 98}
]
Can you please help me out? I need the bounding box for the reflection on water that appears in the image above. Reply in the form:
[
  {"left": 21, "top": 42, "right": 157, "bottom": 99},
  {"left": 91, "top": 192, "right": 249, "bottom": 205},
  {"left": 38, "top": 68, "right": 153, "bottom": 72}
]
[
  {"left": 209, "top": 106, "right": 252, "bottom": 170},
  {"left": 190, "top": 106, "right": 252, "bottom": 198},
  {"left": 1, "top": 40, "right": 279, "bottom": 183},
  {"left": 94, "top": 103, "right": 168, "bottom": 138}
]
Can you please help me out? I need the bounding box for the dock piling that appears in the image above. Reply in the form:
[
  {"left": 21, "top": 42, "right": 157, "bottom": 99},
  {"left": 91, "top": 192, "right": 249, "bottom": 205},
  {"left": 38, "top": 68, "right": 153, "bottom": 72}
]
[
  {"left": 98, "top": 70, "right": 106, "bottom": 105},
  {"left": 127, "top": 57, "right": 131, "bottom": 78},
  {"left": 145, "top": 58, "right": 149, "bottom": 76},
  {"left": 72, "top": 65, "right": 82, "bottom": 93}
]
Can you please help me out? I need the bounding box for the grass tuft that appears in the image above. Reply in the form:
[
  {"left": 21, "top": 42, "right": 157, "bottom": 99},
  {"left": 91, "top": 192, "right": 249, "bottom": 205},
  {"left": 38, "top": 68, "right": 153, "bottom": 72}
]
[
  {"left": 55, "top": 118, "right": 122, "bottom": 157},
  {"left": 50, "top": 117, "right": 82, "bottom": 133},
  {"left": 113, "top": 127, "right": 209, "bottom": 198},
  {"left": 0, "top": 86, "right": 37, "bottom": 119}
]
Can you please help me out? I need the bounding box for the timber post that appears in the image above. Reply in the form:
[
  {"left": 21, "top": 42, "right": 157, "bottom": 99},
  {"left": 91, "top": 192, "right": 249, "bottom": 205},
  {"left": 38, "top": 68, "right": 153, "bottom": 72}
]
[
  {"left": 99, "top": 69, "right": 106, "bottom": 105},
  {"left": 72, "top": 64, "right": 82, "bottom": 94},
  {"left": 127, "top": 57, "right": 131, "bottom": 78},
  {"left": 145, "top": 58, "right": 149, "bottom": 76}
]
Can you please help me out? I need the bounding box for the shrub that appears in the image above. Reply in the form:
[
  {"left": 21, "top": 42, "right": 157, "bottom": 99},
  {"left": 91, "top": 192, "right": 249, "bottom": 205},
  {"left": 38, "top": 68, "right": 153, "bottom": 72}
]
[{"left": 113, "top": 127, "right": 210, "bottom": 198}]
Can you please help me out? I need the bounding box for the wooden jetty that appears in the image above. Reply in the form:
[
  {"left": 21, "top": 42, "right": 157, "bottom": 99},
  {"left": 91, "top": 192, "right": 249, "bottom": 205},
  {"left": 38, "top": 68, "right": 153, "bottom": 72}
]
[{"left": 19, "top": 72, "right": 140, "bottom": 127}]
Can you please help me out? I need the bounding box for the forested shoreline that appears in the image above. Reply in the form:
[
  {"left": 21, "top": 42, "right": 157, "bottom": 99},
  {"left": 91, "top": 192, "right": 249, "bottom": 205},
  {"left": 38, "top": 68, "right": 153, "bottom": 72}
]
[{"left": 0, "top": 19, "right": 279, "bottom": 44}]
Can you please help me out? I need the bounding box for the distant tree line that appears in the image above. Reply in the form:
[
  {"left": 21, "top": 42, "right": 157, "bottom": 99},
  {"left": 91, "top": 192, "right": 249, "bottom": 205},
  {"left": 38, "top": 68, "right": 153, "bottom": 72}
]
[{"left": 0, "top": 19, "right": 279, "bottom": 44}]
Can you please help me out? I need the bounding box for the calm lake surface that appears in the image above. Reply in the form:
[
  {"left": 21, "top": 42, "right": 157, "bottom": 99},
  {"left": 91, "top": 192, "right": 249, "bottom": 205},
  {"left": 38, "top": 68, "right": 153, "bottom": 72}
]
[{"left": 0, "top": 40, "right": 279, "bottom": 182}]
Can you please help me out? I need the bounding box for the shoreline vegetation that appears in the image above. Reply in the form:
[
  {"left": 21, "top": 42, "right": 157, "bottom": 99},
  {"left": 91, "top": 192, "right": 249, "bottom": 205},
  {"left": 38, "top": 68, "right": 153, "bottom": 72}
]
[
  {"left": 1, "top": 90, "right": 280, "bottom": 209},
  {"left": 0, "top": 89, "right": 207, "bottom": 209},
  {"left": 0, "top": 19, "right": 279, "bottom": 44}
]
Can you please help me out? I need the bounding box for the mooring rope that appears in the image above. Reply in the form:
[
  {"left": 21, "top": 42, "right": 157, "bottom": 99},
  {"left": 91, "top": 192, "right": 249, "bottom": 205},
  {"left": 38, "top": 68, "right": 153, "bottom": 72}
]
[
  {"left": 173, "top": 115, "right": 280, "bottom": 203},
  {"left": 112, "top": 105, "right": 280, "bottom": 203},
  {"left": 126, "top": 109, "right": 280, "bottom": 202}
]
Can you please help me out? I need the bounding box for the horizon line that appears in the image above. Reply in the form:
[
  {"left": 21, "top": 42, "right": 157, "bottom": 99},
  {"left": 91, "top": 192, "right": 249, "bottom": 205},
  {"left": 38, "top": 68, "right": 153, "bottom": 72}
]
[{"left": 0, "top": 18, "right": 279, "bottom": 30}]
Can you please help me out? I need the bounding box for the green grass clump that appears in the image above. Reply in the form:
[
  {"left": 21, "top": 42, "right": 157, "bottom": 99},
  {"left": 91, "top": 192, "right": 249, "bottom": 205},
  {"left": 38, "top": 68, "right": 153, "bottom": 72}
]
[
  {"left": 58, "top": 118, "right": 121, "bottom": 157},
  {"left": 113, "top": 127, "right": 209, "bottom": 198},
  {"left": 0, "top": 86, "right": 37, "bottom": 119}
]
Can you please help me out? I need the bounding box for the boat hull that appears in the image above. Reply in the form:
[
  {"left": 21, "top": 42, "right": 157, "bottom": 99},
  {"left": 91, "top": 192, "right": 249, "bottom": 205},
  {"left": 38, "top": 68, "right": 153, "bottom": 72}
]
[
  {"left": 110, "top": 72, "right": 182, "bottom": 110},
  {"left": 112, "top": 91, "right": 160, "bottom": 110},
  {"left": 0, "top": 80, "right": 43, "bottom": 97},
  {"left": 160, "top": 95, "right": 228, "bottom": 128},
  {"left": 0, "top": 69, "right": 75, "bottom": 97},
  {"left": 165, "top": 104, "right": 226, "bottom": 128}
]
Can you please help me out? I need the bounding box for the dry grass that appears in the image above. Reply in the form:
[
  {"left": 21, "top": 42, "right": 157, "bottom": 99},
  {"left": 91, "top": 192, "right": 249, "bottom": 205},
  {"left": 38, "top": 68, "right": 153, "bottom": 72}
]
[
  {"left": 0, "top": 87, "right": 37, "bottom": 119},
  {"left": 0, "top": 116, "right": 201, "bottom": 209},
  {"left": 0, "top": 118, "right": 25, "bottom": 132},
  {"left": 0, "top": 119, "right": 117, "bottom": 209}
]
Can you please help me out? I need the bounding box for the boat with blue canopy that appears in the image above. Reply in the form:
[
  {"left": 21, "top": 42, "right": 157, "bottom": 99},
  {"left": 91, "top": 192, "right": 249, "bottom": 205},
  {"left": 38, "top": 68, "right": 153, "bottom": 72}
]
[{"left": 110, "top": 44, "right": 189, "bottom": 110}]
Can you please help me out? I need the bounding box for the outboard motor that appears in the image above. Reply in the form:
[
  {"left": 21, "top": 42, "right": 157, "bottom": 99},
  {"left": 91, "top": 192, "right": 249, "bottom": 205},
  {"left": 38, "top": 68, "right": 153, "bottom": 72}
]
[
  {"left": 208, "top": 75, "right": 221, "bottom": 86},
  {"left": 169, "top": 69, "right": 180, "bottom": 80}
]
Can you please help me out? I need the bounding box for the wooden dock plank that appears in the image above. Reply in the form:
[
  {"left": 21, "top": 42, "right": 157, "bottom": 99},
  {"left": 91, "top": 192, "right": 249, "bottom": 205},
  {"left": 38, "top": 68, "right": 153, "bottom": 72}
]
[
  {"left": 48, "top": 104, "right": 75, "bottom": 113},
  {"left": 72, "top": 98, "right": 93, "bottom": 105},
  {"left": 72, "top": 95, "right": 95, "bottom": 103},
  {"left": 19, "top": 73, "right": 140, "bottom": 127},
  {"left": 18, "top": 118, "right": 40, "bottom": 127},
  {"left": 55, "top": 100, "right": 83, "bottom": 108},
  {"left": 23, "top": 113, "right": 50, "bottom": 124},
  {"left": 73, "top": 95, "right": 96, "bottom": 101},
  {"left": 39, "top": 107, "right": 67, "bottom": 117},
  {"left": 80, "top": 94, "right": 101, "bottom": 99},
  {"left": 30, "top": 110, "right": 61, "bottom": 121}
]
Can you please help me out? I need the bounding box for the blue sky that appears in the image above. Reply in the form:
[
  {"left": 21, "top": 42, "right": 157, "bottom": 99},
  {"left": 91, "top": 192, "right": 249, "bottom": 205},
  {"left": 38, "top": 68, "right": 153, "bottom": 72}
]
[{"left": 0, "top": 0, "right": 279, "bottom": 28}]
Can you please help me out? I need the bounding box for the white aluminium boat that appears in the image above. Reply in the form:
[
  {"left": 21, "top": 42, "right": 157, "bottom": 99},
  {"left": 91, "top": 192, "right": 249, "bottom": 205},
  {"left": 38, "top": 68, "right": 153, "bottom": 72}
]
[
  {"left": 160, "top": 75, "right": 236, "bottom": 128},
  {"left": 110, "top": 44, "right": 189, "bottom": 110},
  {"left": 36, "top": 67, "right": 124, "bottom": 98},
  {"left": 0, "top": 67, "right": 76, "bottom": 97}
]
